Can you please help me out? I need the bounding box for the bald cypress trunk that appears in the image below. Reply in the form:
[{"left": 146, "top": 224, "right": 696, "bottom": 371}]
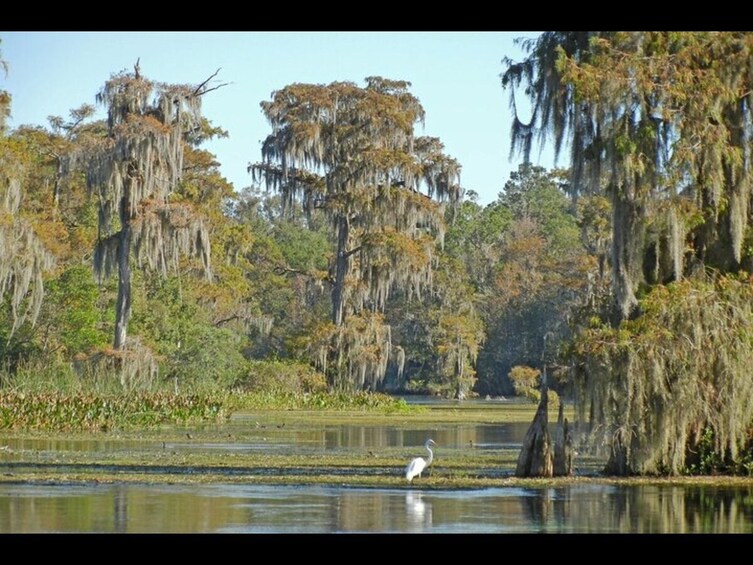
[
  {"left": 113, "top": 223, "right": 132, "bottom": 350},
  {"left": 515, "top": 379, "right": 554, "bottom": 477},
  {"left": 611, "top": 192, "right": 644, "bottom": 323},
  {"left": 332, "top": 215, "right": 349, "bottom": 327}
]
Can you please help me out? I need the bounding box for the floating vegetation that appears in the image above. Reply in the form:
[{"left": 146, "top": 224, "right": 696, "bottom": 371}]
[
  {"left": 0, "top": 388, "right": 418, "bottom": 432},
  {"left": 0, "top": 390, "right": 226, "bottom": 432}
]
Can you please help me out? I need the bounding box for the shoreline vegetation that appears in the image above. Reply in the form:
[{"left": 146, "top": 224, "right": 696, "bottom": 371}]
[{"left": 2, "top": 390, "right": 752, "bottom": 489}]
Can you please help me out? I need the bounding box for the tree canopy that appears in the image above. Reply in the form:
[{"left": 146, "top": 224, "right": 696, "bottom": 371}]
[{"left": 251, "top": 77, "right": 462, "bottom": 390}]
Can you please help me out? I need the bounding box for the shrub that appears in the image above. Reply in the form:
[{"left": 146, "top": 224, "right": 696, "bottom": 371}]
[
  {"left": 236, "top": 359, "right": 327, "bottom": 395},
  {"left": 508, "top": 365, "right": 559, "bottom": 407}
]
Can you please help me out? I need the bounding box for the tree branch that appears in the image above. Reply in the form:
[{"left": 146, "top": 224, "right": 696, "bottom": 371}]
[
  {"left": 274, "top": 266, "right": 310, "bottom": 277},
  {"left": 214, "top": 314, "right": 240, "bottom": 327},
  {"left": 193, "top": 68, "right": 231, "bottom": 97},
  {"left": 274, "top": 265, "right": 333, "bottom": 285},
  {"left": 343, "top": 246, "right": 362, "bottom": 259}
]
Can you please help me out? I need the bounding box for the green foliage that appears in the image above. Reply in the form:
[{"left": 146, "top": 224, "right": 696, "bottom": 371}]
[
  {"left": 686, "top": 428, "right": 727, "bottom": 476},
  {"left": 235, "top": 359, "right": 328, "bottom": 395},
  {"left": 219, "top": 186, "right": 331, "bottom": 361},
  {"left": 0, "top": 320, "right": 42, "bottom": 374},
  {"left": 686, "top": 428, "right": 753, "bottom": 477},
  {"left": 473, "top": 164, "right": 590, "bottom": 396},
  {"left": 228, "top": 389, "right": 417, "bottom": 413},
  {"left": 508, "top": 365, "right": 560, "bottom": 407},
  {"left": 273, "top": 219, "right": 330, "bottom": 273},
  {"left": 41, "top": 265, "right": 109, "bottom": 355},
  {"left": 130, "top": 275, "right": 248, "bottom": 389},
  {"left": 499, "top": 164, "right": 580, "bottom": 254},
  {"left": 2, "top": 356, "right": 108, "bottom": 394},
  {"left": 444, "top": 199, "right": 512, "bottom": 290},
  {"left": 167, "top": 324, "right": 248, "bottom": 389},
  {"left": 0, "top": 371, "right": 417, "bottom": 430}
]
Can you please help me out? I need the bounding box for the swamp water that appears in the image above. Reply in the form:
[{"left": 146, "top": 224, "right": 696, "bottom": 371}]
[
  {"left": 2, "top": 482, "right": 753, "bottom": 533},
  {"left": 1, "top": 398, "right": 752, "bottom": 533}
]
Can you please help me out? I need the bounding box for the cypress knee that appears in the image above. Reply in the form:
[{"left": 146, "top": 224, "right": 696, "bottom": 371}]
[{"left": 554, "top": 401, "right": 574, "bottom": 476}]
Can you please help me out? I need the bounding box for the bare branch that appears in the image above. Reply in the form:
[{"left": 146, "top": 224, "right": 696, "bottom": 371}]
[{"left": 193, "top": 68, "right": 230, "bottom": 97}]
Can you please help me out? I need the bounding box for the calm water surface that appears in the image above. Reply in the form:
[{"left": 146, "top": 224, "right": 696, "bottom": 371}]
[{"left": 2, "top": 482, "right": 752, "bottom": 533}]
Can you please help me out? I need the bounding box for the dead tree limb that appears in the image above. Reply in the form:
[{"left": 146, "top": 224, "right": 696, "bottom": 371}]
[{"left": 193, "top": 68, "right": 231, "bottom": 97}]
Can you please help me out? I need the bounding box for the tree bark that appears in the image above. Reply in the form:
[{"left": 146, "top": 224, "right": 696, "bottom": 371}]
[
  {"left": 113, "top": 223, "right": 132, "bottom": 351},
  {"left": 331, "top": 214, "right": 349, "bottom": 327},
  {"left": 114, "top": 182, "right": 133, "bottom": 352},
  {"left": 610, "top": 192, "right": 644, "bottom": 323},
  {"left": 515, "top": 382, "right": 554, "bottom": 477},
  {"left": 553, "top": 401, "right": 574, "bottom": 476},
  {"left": 605, "top": 430, "right": 632, "bottom": 475}
]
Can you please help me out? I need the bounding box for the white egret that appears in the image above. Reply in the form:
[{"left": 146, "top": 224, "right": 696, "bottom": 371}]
[{"left": 405, "top": 439, "right": 436, "bottom": 483}]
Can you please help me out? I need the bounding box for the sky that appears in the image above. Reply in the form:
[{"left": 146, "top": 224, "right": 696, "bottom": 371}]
[{"left": 0, "top": 31, "right": 558, "bottom": 206}]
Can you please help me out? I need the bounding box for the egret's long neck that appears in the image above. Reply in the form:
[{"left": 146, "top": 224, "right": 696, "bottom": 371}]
[{"left": 425, "top": 446, "right": 433, "bottom": 466}]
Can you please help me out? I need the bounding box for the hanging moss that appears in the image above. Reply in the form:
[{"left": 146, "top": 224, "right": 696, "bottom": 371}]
[
  {"left": 505, "top": 32, "right": 753, "bottom": 320},
  {"left": 131, "top": 201, "right": 211, "bottom": 278},
  {"left": 0, "top": 139, "right": 55, "bottom": 334},
  {"left": 572, "top": 274, "right": 753, "bottom": 475},
  {"left": 73, "top": 336, "right": 159, "bottom": 391},
  {"left": 306, "top": 312, "right": 395, "bottom": 391}
]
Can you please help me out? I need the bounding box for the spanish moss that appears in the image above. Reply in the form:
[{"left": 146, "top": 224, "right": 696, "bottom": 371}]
[
  {"left": 572, "top": 275, "right": 753, "bottom": 475},
  {"left": 0, "top": 128, "right": 55, "bottom": 335}
]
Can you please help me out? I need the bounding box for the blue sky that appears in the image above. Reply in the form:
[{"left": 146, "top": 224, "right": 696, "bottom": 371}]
[{"left": 0, "top": 31, "right": 557, "bottom": 205}]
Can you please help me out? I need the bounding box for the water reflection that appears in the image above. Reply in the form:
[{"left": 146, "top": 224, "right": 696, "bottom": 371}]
[
  {"left": 227, "top": 412, "right": 532, "bottom": 453},
  {"left": 1, "top": 483, "right": 752, "bottom": 533},
  {"left": 405, "top": 491, "right": 432, "bottom": 531}
]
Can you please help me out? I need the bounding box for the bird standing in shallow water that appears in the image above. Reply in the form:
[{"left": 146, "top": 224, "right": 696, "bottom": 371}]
[{"left": 405, "top": 439, "right": 436, "bottom": 483}]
